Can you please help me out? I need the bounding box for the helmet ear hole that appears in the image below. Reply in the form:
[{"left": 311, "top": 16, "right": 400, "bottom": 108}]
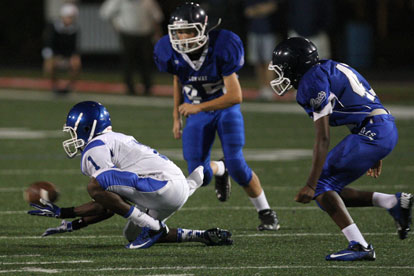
[{"left": 84, "top": 126, "right": 90, "bottom": 133}]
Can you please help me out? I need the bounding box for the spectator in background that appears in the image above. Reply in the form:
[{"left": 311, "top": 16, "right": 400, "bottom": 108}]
[
  {"left": 287, "top": 0, "right": 334, "bottom": 59},
  {"left": 100, "top": 0, "right": 164, "bottom": 96},
  {"left": 244, "top": 0, "right": 279, "bottom": 101},
  {"left": 42, "top": 2, "right": 81, "bottom": 95}
]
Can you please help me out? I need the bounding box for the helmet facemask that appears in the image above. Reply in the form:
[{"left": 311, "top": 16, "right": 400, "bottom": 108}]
[
  {"left": 268, "top": 62, "right": 293, "bottom": 96},
  {"left": 62, "top": 125, "right": 86, "bottom": 158},
  {"left": 62, "top": 111, "right": 97, "bottom": 158},
  {"left": 168, "top": 19, "right": 208, "bottom": 54}
]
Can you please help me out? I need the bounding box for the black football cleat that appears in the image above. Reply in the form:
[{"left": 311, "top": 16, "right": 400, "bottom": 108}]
[
  {"left": 202, "top": 228, "right": 233, "bottom": 246},
  {"left": 215, "top": 158, "right": 231, "bottom": 202},
  {"left": 388, "top": 192, "right": 413, "bottom": 239},
  {"left": 258, "top": 209, "right": 280, "bottom": 231}
]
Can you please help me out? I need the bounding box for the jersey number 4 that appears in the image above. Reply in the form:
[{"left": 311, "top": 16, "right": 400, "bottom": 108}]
[{"left": 336, "top": 63, "right": 376, "bottom": 102}]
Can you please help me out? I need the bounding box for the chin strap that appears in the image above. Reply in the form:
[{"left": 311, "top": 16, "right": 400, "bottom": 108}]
[{"left": 207, "top": 18, "right": 221, "bottom": 33}]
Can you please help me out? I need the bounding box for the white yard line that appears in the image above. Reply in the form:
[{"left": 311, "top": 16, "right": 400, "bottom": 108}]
[
  {"left": 1, "top": 260, "right": 92, "bottom": 265},
  {"left": 0, "top": 232, "right": 401, "bottom": 240},
  {"left": 0, "top": 265, "right": 413, "bottom": 274},
  {"left": 0, "top": 89, "right": 413, "bottom": 118},
  {"left": 0, "top": 254, "right": 41, "bottom": 258}
]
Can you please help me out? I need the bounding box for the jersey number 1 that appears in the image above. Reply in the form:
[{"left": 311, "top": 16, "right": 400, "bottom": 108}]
[{"left": 336, "top": 63, "right": 376, "bottom": 102}]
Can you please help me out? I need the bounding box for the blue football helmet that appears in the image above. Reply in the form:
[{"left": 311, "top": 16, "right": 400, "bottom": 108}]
[
  {"left": 269, "top": 37, "right": 319, "bottom": 95},
  {"left": 62, "top": 101, "right": 111, "bottom": 158}
]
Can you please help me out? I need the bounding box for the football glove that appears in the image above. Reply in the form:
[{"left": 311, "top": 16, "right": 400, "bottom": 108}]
[
  {"left": 28, "top": 198, "right": 61, "bottom": 218},
  {"left": 42, "top": 220, "right": 73, "bottom": 237}
]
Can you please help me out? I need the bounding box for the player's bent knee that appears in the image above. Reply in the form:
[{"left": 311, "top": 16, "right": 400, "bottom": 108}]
[{"left": 226, "top": 160, "right": 252, "bottom": 187}]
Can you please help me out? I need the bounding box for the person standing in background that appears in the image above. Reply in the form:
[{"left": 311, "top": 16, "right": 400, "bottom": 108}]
[
  {"left": 42, "top": 2, "right": 81, "bottom": 95},
  {"left": 243, "top": 0, "right": 279, "bottom": 101},
  {"left": 100, "top": 0, "right": 164, "bottom": 96},
  {"left": 287, "top": 0, "right": 334, "bottom": 59}
]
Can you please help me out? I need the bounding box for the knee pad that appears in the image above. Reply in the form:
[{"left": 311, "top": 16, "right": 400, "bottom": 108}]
[{"left": 226, "top": 157, "right": 252, "bottom": 187}]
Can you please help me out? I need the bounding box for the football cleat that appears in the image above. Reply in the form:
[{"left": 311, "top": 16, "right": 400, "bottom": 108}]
[
  {"left": 215, "top": 158, "right": 231, "bottom": 202},
  {"left": 202, "top": 228, "right": 233, "bottom": 246},
  {"left": 126, "top": 222, "right": 169, "bottom": 249},
  {"left": 258, "top": 209, "right": 280, "bottom": 231},
  {"left": 388, "top": 192, "right": 413, "bottom": 239},
  {"left": 326, "top": 241, "right": 376, "bottom": 261}
]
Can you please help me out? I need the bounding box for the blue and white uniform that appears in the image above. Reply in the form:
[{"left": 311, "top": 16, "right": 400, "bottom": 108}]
[
  {"left": 81, "top": 131, "right": 189, "bottom": 220},
  {"left": 297, "top": 60, "right": 398, "bottom": 197},
  {"left": 154, "top": 29, "right": 253, "bottom": 186}
]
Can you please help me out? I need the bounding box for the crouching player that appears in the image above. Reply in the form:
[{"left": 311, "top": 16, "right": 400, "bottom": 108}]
[
  {"left": 28, "top": 101, "right": 232, "bottom": 249},
  {"left": 269, "top": 37, "right": 413, "bottom": 261}
]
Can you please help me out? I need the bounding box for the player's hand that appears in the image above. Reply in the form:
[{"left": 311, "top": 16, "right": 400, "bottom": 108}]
[
  {"left": 172, "top": 118, "right": 182, "bottom": 139},
  {"left": 178, "top": 103, "right": 202, "bottom": 116},
  {"left": 294, "top": 185, "right": 315, "bottom": 204},
  {"left": 42, "top": 220, "right": 73, "bottom": 237},
  {"left": 366, "top": 160, "right": 382, "bottom": 178},
  {"left": 28, "top": 198, "right": 61, "bottom": 218}
]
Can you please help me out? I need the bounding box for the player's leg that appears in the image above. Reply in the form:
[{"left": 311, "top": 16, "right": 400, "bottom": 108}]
[
  {"left": 182, "top": 112, "right": 216, "bottom": 186},
  {"left": 315, "top": 134, "right": 376, "bottom": 260},
  {"left": 124, "top": 177, "right": 232, "bottom": 247},
  {"left": 320, "top": 117, "right": 400, "bottom": 260},
  {"left": 217, "top": 105, "right": 280, "bottom": 230}
]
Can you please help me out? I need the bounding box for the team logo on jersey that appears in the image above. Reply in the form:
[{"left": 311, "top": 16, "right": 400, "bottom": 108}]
[{"left": 310, "top": 91, "right": 327, "bottom": 109}]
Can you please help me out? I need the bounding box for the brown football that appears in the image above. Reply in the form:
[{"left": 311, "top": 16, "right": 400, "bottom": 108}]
[{"left": 24, "top": 181, "right": 59, "bottom": 205}]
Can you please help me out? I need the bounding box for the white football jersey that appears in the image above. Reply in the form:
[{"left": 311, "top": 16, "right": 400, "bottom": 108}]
[{"left": 80, "top": 131, "right": 185, "bottom": 181}]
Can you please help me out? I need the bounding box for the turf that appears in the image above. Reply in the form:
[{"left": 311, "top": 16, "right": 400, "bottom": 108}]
[{"left": 0, "top": 89, "right": 413, "bottom": 275}]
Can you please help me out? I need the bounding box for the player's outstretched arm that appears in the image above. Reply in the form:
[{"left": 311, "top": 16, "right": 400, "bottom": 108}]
[
  {"left": 41, "top": 211, "right": 114, "bottom": 237},
  {"left": 295, "top": 115, "right": 330, "bottom": 203}
]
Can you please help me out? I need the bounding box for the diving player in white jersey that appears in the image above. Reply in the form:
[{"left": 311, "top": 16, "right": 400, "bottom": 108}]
[
  {"left": 269, "top": 37, "right": 413, "bottom": 261},
  {"left": 28, "top": 101, "right": 233, "bottom": 249}
]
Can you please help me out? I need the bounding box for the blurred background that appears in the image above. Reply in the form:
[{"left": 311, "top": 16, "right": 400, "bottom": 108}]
[{"left": 0, "top": 0, "right": 413, "bottom": 98}]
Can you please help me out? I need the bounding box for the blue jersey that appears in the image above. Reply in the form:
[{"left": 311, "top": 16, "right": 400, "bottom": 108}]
[
  {"left": 153, "top": 29, "right": 244, "bottom": 104},
  {"left": 296, "top": 60, "right": 385, "bottom": 129}
]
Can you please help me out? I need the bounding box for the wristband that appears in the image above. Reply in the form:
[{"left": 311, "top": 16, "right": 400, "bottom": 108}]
[
  {"left": 71, "top": 218, "right": 88, "bottom": 230},
  {"left": 60, "top": 207, "right": 76, "bottom": 218}
]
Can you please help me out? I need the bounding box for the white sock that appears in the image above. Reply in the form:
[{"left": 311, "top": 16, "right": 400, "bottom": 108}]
[
  {"left": 212, "top": 160, "right": 225, "bottom": 176},
  {"left": 341, "top": 223, "right": 368, "bottom": 248},
  {"left": 125, "top": 206, "right": 160, "bottom": 230},
  {"left": 249, "top": 190, "right": 270, "bottom": 212},
  {"left": 372, "top": 192, "right": 398, "bottom": 209},
  {"left": 177, "top": 228, "right": 205, "bottom": 242}
]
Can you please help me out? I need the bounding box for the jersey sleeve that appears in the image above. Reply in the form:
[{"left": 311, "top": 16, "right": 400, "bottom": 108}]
[
  {"left": 297, "top": 68, "right": 333, "bottom": 121},
  {"left": 217, "top": 31, "right": 245, "bottom": 76},
  {"left": 81, "top": 141, "right": 115, "bottom": 177},
  {"left": 153, "top": 35, "right": 176, "bottom": 74}
]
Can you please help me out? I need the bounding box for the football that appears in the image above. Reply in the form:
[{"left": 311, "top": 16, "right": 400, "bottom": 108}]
[{"left": 24, "top": 181, "right": 59, "bottom": 205}]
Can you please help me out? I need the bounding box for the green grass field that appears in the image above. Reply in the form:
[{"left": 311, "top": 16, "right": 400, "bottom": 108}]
[{"left": 0, "top": 88, "right": 413, "bottom": 275}]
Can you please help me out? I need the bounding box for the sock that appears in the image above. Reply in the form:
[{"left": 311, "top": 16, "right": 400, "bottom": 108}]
[
  {"left": 212, "top": 160, "right": 225, "bottom": 176},
  {"left": 124, "top": 206, "right": 160, "bottom": 231},
  {"left": 249, "top": 190, "right": 270, "bottom": 212},
  {"left": 176, "top": 228, "right": 205, "bottom": 242},
  {"left": 372, "top": 192, "right": 398, "bottom": 209},
  {"left": 341, "top": 223, "right": 368, "bottom": 248}
]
